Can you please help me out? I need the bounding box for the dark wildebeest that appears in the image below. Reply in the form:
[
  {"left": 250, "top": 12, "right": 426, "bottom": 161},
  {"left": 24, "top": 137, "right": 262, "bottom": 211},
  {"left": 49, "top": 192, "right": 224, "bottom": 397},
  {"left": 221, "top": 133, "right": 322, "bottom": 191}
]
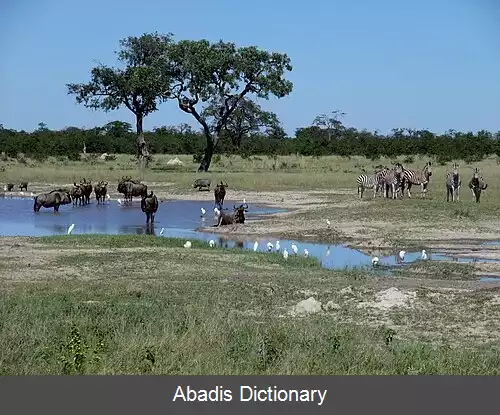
[
  {"left": 70, "top": 183, "right": 84, "bottom": 206},
  {"left": 141, "top": 191, "right": 159, "bottom": 224},
  {"left": 94, "top": 181, "right": 108, "bottom": 204},
  {"left": 193, "top": 178, "right": 211, "bottom": 191},
  {"left": 214, "top": 181, "right": 228, "bottom": 210},
  {"left": 19, "top": 182, "right": 28, "bottom": 191},
  {"left": 79, "top": 178, "right": 93, "bottom": 204},
  {"left": 33, "top": 189, "right": 72, "bottom": 212},
  {"left": 117, "top": 176, "right": 148, "bottom": 203},
  {"left": 468, "top": 168, "right": 487, "bottom": 203},
  {"left": 215, "top": 203, "right": 248, "bottom": 227},
  {"left": 6, "top": 183, "right": 14, "bottom": 191}
]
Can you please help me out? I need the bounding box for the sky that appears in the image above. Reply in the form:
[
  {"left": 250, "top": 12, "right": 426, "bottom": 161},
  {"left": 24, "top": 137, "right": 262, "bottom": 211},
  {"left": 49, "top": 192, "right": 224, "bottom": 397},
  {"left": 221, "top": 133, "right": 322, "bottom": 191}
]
[{"left": 1, "top": 0, "right": 499, "bottom": 136}]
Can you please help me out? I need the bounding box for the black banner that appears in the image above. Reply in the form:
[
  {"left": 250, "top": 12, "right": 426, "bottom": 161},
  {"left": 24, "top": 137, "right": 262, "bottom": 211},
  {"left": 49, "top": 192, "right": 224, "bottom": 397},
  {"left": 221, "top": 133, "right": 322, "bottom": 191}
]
[{"left": 0, "top": 376, "right": 496, "bottom": 414}]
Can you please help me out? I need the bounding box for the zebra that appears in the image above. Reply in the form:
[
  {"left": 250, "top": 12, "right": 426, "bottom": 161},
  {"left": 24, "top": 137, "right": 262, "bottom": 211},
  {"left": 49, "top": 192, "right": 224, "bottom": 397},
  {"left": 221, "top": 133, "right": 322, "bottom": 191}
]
[
  {"left": 468, "top": 167, "right": 487, "bottom": 203},
  {"left": 356, "top": 166, "right": 388, "bottom": 199},
  {"left": 381, "top": 163, "right": 404, "bottom": 199},
  {"left": 401, "top": 161, "right": 432, "bottom": 198},
  {"left": 446, "top": 163, "right": 461, "bottom": 202}
]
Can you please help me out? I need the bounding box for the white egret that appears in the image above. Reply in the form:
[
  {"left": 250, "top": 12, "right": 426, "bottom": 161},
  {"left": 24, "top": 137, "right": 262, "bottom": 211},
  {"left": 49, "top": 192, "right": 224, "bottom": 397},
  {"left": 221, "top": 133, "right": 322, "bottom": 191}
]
[
  {"left": 275, "top": 241, "right": 280, "bottom": 251},
  {"left": 67, "top": 224, "right": 75, "bottom": 235},
  {"left": 209, "top": 239, "right": 215, "bottom": 248},
  {"left": 266, "top": 242, "right": 273, "bottom": 252},
  {"left": 304, "top": 248, "right": 309, "bottom": 258},
  {"left": 106, "top": 194, "right": 110, "bottom": 200},
  {"left": 201, "top": 207, "right": 206, "bottom": 216},
  {"left": 30, "top": 192, "right": 35, "bottom": 197},
  {"left": 372, "top": 256, "right": 379, "bottom": 266},
  {"left": 399, "top": 250, "right": 406, "bottom": 261},
  {"left": 117, "top": 199, "right": 122, "bottom": 205},
  {"left": 421, "top": 249, "right": 428, "bottom": 260},
  {"left": 253, "top": 241, "right": 259, "bottom": 252},
  {"left": 184, "top": 241, "right": 192, "bottom": 249},
  {"left": 159, "top": 228, "right": 165, "bottom": 236},
  {"left": 283, "top": 249, "right": 289, "bottom": 260},
  {"left": 214, "top": 207, "right": 220, "bottom": 216},
  {"left": 291, "top": 244, "right": 298, "bottom": 255},
  {"left": 243, "top": 198, "right": 246, "bottom": 204}
]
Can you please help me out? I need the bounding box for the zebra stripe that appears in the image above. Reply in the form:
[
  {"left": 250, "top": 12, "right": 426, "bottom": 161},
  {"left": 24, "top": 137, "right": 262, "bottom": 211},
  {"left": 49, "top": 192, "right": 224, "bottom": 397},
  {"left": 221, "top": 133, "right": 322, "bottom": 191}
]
[
  {"left": 381, "top": 164, "right": 403, "bottom": 199},
  {"left": 401, "top": 161, "right": 432, "bottom": 198},
  {"left": 446, "top": 163, "right": 461, "bottom": 202},
  {"left": 356, "top": 168, "right": 387, "bottom": 199}
]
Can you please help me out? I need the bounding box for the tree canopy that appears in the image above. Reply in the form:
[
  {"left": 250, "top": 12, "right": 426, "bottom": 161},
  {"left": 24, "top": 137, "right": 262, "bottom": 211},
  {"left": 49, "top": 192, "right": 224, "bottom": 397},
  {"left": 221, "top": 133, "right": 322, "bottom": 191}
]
[
  {"left": 66, "top": 32, "right": 173, "bottom": 167},
  {"left": 164, "top": 39, "right": 293, "bottom": 171}
]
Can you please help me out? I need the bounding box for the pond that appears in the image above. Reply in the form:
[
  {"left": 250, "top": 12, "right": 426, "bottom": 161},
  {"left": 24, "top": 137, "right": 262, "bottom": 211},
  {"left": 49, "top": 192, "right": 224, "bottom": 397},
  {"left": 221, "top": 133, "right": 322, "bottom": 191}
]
[{"left": 0, "top": 196, "right": 499, "bottom": 279}]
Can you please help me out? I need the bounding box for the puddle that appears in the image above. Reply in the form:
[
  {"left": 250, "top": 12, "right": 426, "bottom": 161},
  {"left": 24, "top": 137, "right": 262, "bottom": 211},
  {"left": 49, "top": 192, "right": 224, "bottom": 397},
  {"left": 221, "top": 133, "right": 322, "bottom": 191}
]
[
  {"left": 0, "top": 197, "right": 499, "bottom": 272},
  {"left": 479, "top": 276, "right": 500, "bottom": 282}
]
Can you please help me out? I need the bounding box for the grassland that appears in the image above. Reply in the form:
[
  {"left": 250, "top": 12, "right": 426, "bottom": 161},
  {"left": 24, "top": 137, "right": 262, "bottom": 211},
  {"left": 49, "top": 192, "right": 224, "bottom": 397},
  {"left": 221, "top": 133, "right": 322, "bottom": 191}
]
[
  {"left": 2, "top": 153, "right": 500, "bottom": 374},
  {"left": 1, "top": 235, "right": 500, "bottom": 375}
]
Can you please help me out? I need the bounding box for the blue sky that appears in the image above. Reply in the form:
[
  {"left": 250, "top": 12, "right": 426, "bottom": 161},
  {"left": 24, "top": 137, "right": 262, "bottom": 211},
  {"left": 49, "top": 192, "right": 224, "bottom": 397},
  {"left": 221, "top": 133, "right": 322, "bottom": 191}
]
[{"left": 1, "top": 0, "right": 499, "bottom": 136}]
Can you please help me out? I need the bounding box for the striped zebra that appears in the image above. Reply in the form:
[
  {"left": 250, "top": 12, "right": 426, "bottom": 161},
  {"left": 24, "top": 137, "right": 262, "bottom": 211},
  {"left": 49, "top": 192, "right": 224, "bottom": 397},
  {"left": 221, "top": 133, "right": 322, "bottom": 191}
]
[
  {"left": 401, "top": 161, "right": 432, "bottom": 198},
  {"left": 381, "top": 163, "right": 404, "bottom": 199},
  {"left": 356, "top": 166, "right": 388, "bottom": 199},
  {"left": 468, "top": 167, "right": 488, "bottom": 203},
  {"left": 446, "top": 163, "right": 461, "bottom": 202}
]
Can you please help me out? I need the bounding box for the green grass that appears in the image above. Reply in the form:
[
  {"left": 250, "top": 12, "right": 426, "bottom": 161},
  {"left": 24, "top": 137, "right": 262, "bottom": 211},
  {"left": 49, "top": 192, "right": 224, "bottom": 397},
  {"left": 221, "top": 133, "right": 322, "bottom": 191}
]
[{"left": 1, "top": 235, "right": 500, "bottom": 375}]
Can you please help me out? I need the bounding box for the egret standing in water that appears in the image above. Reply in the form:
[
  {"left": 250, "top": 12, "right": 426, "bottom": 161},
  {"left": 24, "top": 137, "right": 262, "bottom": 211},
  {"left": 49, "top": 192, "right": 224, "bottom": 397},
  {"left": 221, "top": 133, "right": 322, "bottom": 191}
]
[
  {"left": 253, "top": 241, "right": 259, "bottom": 252},
  {"left": 159, "top": 228, "right": 165, "bottom": 236},
  {"left": 283, "top": 249, "right": 289, "bottom": 260},
  {"left": 117, "top": 199, "right": 122, "bottom": 205},
  {"left": 266, "top": 242, "right": 273, "bottom": 252},
  {"left": 304, "top": 248, "right": 309, "bottom": 258},
  {"left": 421, "top": 250, "right": 428, "bottom": 260},
  {"left": 67, "top": 224, "right": 75, "bottom": 235},
  {"left": 372, "top": 256, "right": 379, "bottom": 266},
  {"left": 209, "top": 240, "right": 215, "bottom": 248}
]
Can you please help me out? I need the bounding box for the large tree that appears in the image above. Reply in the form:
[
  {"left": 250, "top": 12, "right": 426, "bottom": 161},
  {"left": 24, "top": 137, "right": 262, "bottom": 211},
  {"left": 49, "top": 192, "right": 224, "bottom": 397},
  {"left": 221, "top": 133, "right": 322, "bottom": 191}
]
[
  {"left": 201, "top": 96, "right": 282, "bottom": 148},
  {"left": 312, "top": 109, "right": 346, "bottom": 141},
  {"left": 165, "top": 39, "right": 293, "bottom": 171},
  {"left": 66, "top": 32, "right": 172, "bottom": 168}
]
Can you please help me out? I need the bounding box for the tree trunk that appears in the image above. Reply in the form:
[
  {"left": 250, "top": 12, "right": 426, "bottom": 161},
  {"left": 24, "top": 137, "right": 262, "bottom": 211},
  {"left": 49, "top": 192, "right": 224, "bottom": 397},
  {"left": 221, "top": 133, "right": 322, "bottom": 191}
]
[
  {"left": 136, "top": 113, "right": 150, "bottom": 168},
  {"left": 198, "top": 131, "right": 218, "bottom": 172}
]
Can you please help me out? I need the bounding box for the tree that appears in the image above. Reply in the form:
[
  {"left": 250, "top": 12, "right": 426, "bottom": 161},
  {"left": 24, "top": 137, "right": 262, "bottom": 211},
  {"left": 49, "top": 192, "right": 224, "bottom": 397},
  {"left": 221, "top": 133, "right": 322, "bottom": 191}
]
[
  {"left": 164, "top": 39, "right": 293, "bottom": 171},
  {"left": 312, "top": 110, "right": 346, "bottom": 141},
  {"left": 201, "top": 96, "right": 282, "bottom": 148},
  {"left": 66, "top": 32, "right": 173, "bottom": 168}
]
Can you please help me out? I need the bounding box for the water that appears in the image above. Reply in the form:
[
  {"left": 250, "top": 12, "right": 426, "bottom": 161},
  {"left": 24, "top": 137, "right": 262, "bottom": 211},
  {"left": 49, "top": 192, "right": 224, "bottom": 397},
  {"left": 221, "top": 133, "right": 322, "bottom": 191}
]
[{"left": 1, "top": 197, "right": 499, "bottom": 273}]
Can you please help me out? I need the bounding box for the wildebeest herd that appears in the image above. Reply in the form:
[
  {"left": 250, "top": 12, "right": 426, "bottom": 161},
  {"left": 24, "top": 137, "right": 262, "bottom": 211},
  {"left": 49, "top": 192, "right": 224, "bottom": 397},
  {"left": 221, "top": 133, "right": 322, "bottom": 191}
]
[
  {"left": 25, "top": 176, "right": 249, "bottom": 227},
  {"left": 356, "top": 162, "right": 488, "bottom": 203}
]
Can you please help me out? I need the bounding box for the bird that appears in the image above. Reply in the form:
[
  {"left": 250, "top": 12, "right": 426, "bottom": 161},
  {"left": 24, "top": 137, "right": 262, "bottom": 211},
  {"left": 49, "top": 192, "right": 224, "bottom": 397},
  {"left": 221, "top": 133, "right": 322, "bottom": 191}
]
[
  {"left": 214, "top": 207, "right": 220, "bottom": 216},
  {"left": 20, "top": 191, "right": 24, "bottom": 197},
  {"left": 421, "top": 249, "right": 428, "bottom": 260},
  {"left": 291, "top": 244, "right": 298, "bottom": 255},
  {"left": 275, "top": 241, "right": 280, "bottom": 251},
  {"left": 209, "top": 239, "right": 215, "bottom": 247},
  {"left": 117, "top": 199, "right": 122, "bottom": 205},
  {"left": 201, "top": 207, "right": 206, "bottom": 216},
  {"left": 266, "top": 242, "right": 273, "bottom": 252},
  {"left": 372, "top": 256, "right": 379, "bottom": 266},
  {"left": 326, "top": 247, "right": 330, "bottom": 256},
  {"left": 304, "top": 248, "right": 309, "bottom": 258},
  {"left": 30, "top": 192, "right": 34, "bottom": 197},
  {"left": 243, "top": 198, "right": 246, "bottom": 204},
  {"left": 67, "top": 223, "right": 75, "bottom": 235},
  {"left": 106, "top": 194, "right": 110, "bottom": 200},
  {"left": 159, "top": 228, "right": 165, "bottom": 236},
  {"left": 326, "top": 219, "right": 331, "bottom": 228},
  {"left": 253, "top": 241, "right": 259, "bottom": 252},
  {"left": 2, "top": 185, "right": 5, "bottom": 191},
  {"left": 283, "top": 249, "right": 289, "bottom": 260},
  {"left": 399, "top": 250, "right": 406, "bottom": 261},
  {"left": 184, "top": 241, "right": 192, "bottom": 248}
]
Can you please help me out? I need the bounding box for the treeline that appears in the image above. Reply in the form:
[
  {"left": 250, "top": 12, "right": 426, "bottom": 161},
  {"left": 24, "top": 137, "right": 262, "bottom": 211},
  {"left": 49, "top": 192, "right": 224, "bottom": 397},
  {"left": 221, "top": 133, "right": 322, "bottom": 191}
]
[{"left": 1, "top": 122, "right": 499, "bottom": 164}]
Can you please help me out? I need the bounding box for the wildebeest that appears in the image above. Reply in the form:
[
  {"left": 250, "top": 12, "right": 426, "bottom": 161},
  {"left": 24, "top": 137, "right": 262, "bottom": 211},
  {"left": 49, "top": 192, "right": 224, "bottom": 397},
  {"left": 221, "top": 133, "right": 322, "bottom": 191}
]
[
  {"left": 70, "top": 183, "right": 84, "bottom": 206},
  {"left": 79, "top": 178, "right": 93, "bottom": 204},
  {"left": 6, "top": 183, "right": 14, "bottom": 191},
  {"left": 117, "top": 176, "right": 148, "bottom": 203},
  {"left": 33, "top": 189, "right": 72, "bottom": 212},
  {"left": 193, "top": 178, "right": 211, "bottom": 191},
  {"left": 215, "top": 203, "right": 248, "bottom": 227},
  {"left": 141, "top": 191, "right": 159, "bottom": 224},
  {"left": 19, "top": 182, "right": 28, "bottom": 191},
  {"left": 468, "top": 168, "right": 487, "bottom": 203},
  {"left": 446, "top": 163, "right": 461, "bottom": 202},
  {"left": 214, "top": 181, "right": 228, "bottom": 210},
  {"left": 94, "top": 181, "right": 108, "bottom": 204}
]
